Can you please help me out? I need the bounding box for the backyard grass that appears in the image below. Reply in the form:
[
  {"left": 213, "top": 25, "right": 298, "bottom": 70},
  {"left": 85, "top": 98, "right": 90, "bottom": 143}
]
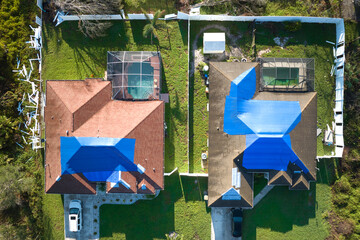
[
  {"left": 100, "top": 174, "right": 211, "bottom": 239},
  {"left": 42, "top": 194, "right": 64, "bottom": 240},
  {"left": 189, "top": 70, "right": 209, "bottom": 173},
  {"left": 123, "top": 0, "right": 177, "bottom": 14},
  {"left": 189, "top": 21, "right": 251, "bottom": 173},
  {"left": 42, "top": 20, "right": 189, "bottom": 172},
  {"left": 189, "top": 21, "right": 336, "bottom": 158},
  {"left": 243, "top": 158, "right": 337, "bottom": 240}
]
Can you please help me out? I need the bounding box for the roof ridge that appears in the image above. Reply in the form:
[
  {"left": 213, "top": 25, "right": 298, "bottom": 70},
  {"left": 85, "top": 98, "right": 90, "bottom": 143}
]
[
  {"left": 73, "top": 80, "right": 111, "bottom": 113},
  {"left": 210, "top": 62, "right": 233, "bottom": 82},
  {"left": 292, "top": 174, "right": 309, "bottom": 189},
  {"left": 269, "top": 171, "right": 292, "bottom": 185},
  {"left": 47, "top": 83, "right": 73, "bottom": 115},
  {"left": 301, "top": 92, "right": 317, "bottom": 112},
  {"left": 72, "top": 82, "right": 111, "bottom": 130}
]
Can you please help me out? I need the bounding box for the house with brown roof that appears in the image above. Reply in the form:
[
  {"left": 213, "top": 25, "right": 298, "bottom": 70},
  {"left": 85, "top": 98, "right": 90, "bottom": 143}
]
[
  {"left": 45, "top": 51, "right": 165, "bottom": 195},
  {"left": 208, "top": 59, "right": 317, "bottom": 208}
]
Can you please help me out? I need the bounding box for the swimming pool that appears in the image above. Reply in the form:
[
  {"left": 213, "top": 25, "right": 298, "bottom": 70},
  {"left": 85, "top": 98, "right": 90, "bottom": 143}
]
[
  {"left": 126, "top": 62, "right": 155, "bottom": 99},
  {"left": 262, "top": 67, "right": 299, "bottom": 86}
]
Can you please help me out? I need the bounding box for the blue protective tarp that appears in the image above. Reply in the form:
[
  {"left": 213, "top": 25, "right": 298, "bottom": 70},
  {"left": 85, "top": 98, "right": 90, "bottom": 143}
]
[
  {"left": 224, "top": 98, "right": 301, "bottom": 135},
  {"left": 229, "top": 67, "right": 256, "bottom": 100},
  {"left": 222, "top": 188, "right": 241, "bottom": 200},
  {"left": 223, "top": 67, "right": 309, "bottom": 173},
  {"left": 60, "top": 137, "right": 136, "bottom": 181},
  {"left": 243, "top": 134, "right": 309, "bottom": 173}
]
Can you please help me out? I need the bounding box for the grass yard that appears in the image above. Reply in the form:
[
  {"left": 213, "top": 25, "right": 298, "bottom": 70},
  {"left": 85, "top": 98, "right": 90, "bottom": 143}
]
[
  {"left": 100, "top": 174, "right": 211, "bottom": 239},
  {"left": 189, "top": 70, "right": 209, "bottom": 173},
  {"left": 42, "top": 20, "right": 189, "bottom": 172},
  {"left": 189, "top": 21, "right": 251, "bottom": 173},
  {"left": 189, "top": 21, "right": 336, "bottom": 158},
  {"left": 243, "top": 158, "right": 337, "bottom": 240},
  {"left": 123, "top": 0, "right": 177, "bottom": 14},
  {"left": 42, "top": 194, "right": 64, "bottom": 240}
]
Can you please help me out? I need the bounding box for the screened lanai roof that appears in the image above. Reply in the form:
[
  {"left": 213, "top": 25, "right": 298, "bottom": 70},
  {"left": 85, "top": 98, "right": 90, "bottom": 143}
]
[
  {"left": 258, "top": 58, "right": 315, "bottom": 92},
  {"left": 107, "top": 51, "right": 161, "bottom": 100}
]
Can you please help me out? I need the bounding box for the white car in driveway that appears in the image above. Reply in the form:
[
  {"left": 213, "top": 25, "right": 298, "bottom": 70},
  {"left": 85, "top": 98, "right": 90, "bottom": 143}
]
[{"left": 69, "top": 200, "right": 82, "bottom": 232}]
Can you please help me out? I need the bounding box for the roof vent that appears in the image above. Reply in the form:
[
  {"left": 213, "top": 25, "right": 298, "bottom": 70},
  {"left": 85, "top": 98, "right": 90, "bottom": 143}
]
[
  {"left": 141, "top": 184, "right": 146, "bottom": 190},
  {"left": 137, "top": 164, "right": 145, "bottom": 174}
]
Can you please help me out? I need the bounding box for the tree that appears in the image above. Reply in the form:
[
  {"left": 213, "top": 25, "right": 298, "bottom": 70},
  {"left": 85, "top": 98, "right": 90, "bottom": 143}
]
[
  {"left": 53, "top": 0, "right": 123, "bottom": 38},
  {"left": 0, "top": 165, "right": 34, "bottom": 211},
  {"left": 142, "top": 9, "right": 169, "bottom": 45},
  {"left": 0, "top": 116, "right": 17, "bottom": 150}
]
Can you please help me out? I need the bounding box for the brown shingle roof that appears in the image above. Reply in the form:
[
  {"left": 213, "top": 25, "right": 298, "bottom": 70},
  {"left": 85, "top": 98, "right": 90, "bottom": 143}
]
[
  {"left": 268, "top": 170, "right": 292, "bottom": 186},
  {"left": 208, "top": 61, "right": 317, "bottom": 208},
  {"left": 208, "top": 62, "right": 258, "bottom": 208},
  {"left": 291, "top": 174, "right": 310, "bottom": 190},
  {"left": 45, "top": 78, "right": 164, "bottom": 194}
]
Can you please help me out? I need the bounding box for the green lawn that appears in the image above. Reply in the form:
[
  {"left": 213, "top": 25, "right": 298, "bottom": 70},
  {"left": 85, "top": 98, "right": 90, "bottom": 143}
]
[
  {"left": 189, "top": 21, "right": 251, "bottom": 173},
  {"left": 243, "top": 158, "right": 336, "bottom": 239},
  {"left": 189, "top": 21, "right": 336, "bottom": 157},
  {"left": 189, "top": 70, "right": 209, "bottom": 173},
  {"left": 42, "top": 19, "right": 189, "bottom": 239},
  {"left": 42, "top": 194, "right": 64, "bottom": 240},
  {"left": 123, "top": 0, "right": 177, "bottom": 14},
  {"left": 100, "top": 174, "right": 211, "bottom": 239},
  {"left": 42, "top": 20, "right": 188, "bottom": 172}
]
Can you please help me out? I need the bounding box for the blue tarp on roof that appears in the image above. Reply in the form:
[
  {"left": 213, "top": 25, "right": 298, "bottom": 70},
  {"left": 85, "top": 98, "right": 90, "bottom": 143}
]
[
  {"left": 60, "top": 137, "right": 136, "bottom": 181},
  {"left": 222, "top": 188, "right": 242, "bottom": 200},
  {"left": 223, "top": 67, "right": 309, "bottom": 173},
  {"left": 243, "top": 134, "right": 308, "bottom": 173},
  {"left": 229, "top": 67, "right": 256, "bottom": 100}
]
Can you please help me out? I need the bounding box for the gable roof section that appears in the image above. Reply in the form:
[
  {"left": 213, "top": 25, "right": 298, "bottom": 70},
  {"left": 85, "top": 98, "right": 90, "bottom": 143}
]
[
  {"left": 291, "top": 174, "right": 310, "bottom": 190},
  {"left": 45, "top": 79, "right": 164, "bottom": 194},
  {"left": 48, "top": 79, "right": 110, "bottom": 113},
  {"left": 268, "top": 170, "right": 292, "bottom": 185}
]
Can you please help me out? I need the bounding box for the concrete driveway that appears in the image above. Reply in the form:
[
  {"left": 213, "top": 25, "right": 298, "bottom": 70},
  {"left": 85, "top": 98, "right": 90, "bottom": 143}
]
[
  {"left": 63, "top": 185, "right": 160, "bottom": 240},
  {"left": 64, "top": 194, "right": 96, "bottom": 240},
  {"left": 211, "top": 207, "right": 242, "bottom": 240}
]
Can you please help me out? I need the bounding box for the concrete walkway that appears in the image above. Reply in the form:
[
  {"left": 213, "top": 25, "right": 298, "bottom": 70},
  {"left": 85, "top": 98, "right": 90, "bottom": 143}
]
[
  {"left": 64, "top": 185, "right": 160, "bottom": 240},
  {"left": 253, "top": 185, "right": 274, "bottom": 206}
]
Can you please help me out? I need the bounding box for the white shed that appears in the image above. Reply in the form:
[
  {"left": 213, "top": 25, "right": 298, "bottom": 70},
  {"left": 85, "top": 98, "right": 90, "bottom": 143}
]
[{"left": 203, "top": 32, "right": 226, "bottom": 54}]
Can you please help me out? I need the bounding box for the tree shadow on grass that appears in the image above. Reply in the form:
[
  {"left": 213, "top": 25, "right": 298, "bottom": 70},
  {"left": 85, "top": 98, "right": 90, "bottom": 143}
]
[
  {"left": 181, "top": 176, "right": 211, "bottom": 213},
  {"left": 255, "top": 22, "right": 336, "bottom": 47},
  {"left": 58, "top": 21, "right": 129, "bottom": 78},
  {"left": 188, "top": 73, "right": 194, "bottom": 173},
  {"left": 100, "top": 174, "right": 182, "bottom": 240},
  {"left": 178, "top": 20, "right": 188, "bottom": 46},
  {"left": 130, "top": 20, "right": 158, "bottom": 46},
  {"left": 243, "top": 185, "right": 317, "bottom": 240},
  {"left": 161, "top": 64, "right": 176, "bottom": 172}
]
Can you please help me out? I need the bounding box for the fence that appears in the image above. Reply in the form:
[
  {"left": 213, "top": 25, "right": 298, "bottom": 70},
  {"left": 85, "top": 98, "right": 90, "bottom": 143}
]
[{"left": 50, "top": 9, "right": 345, "bottom": 162}]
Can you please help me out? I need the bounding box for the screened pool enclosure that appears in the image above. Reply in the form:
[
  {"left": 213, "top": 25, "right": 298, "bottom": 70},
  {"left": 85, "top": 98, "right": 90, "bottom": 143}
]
[
  {"left": 258, "top": 58, "right": 315, "bottom": 92},
  {"left": 107, "top": 51, "right": 161, "bottom": 100}
]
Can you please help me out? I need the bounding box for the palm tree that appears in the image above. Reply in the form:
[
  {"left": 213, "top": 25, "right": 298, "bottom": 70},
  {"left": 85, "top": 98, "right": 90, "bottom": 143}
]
[{"left": 142, "top": 9, "right": 169, "bottom": 44}]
